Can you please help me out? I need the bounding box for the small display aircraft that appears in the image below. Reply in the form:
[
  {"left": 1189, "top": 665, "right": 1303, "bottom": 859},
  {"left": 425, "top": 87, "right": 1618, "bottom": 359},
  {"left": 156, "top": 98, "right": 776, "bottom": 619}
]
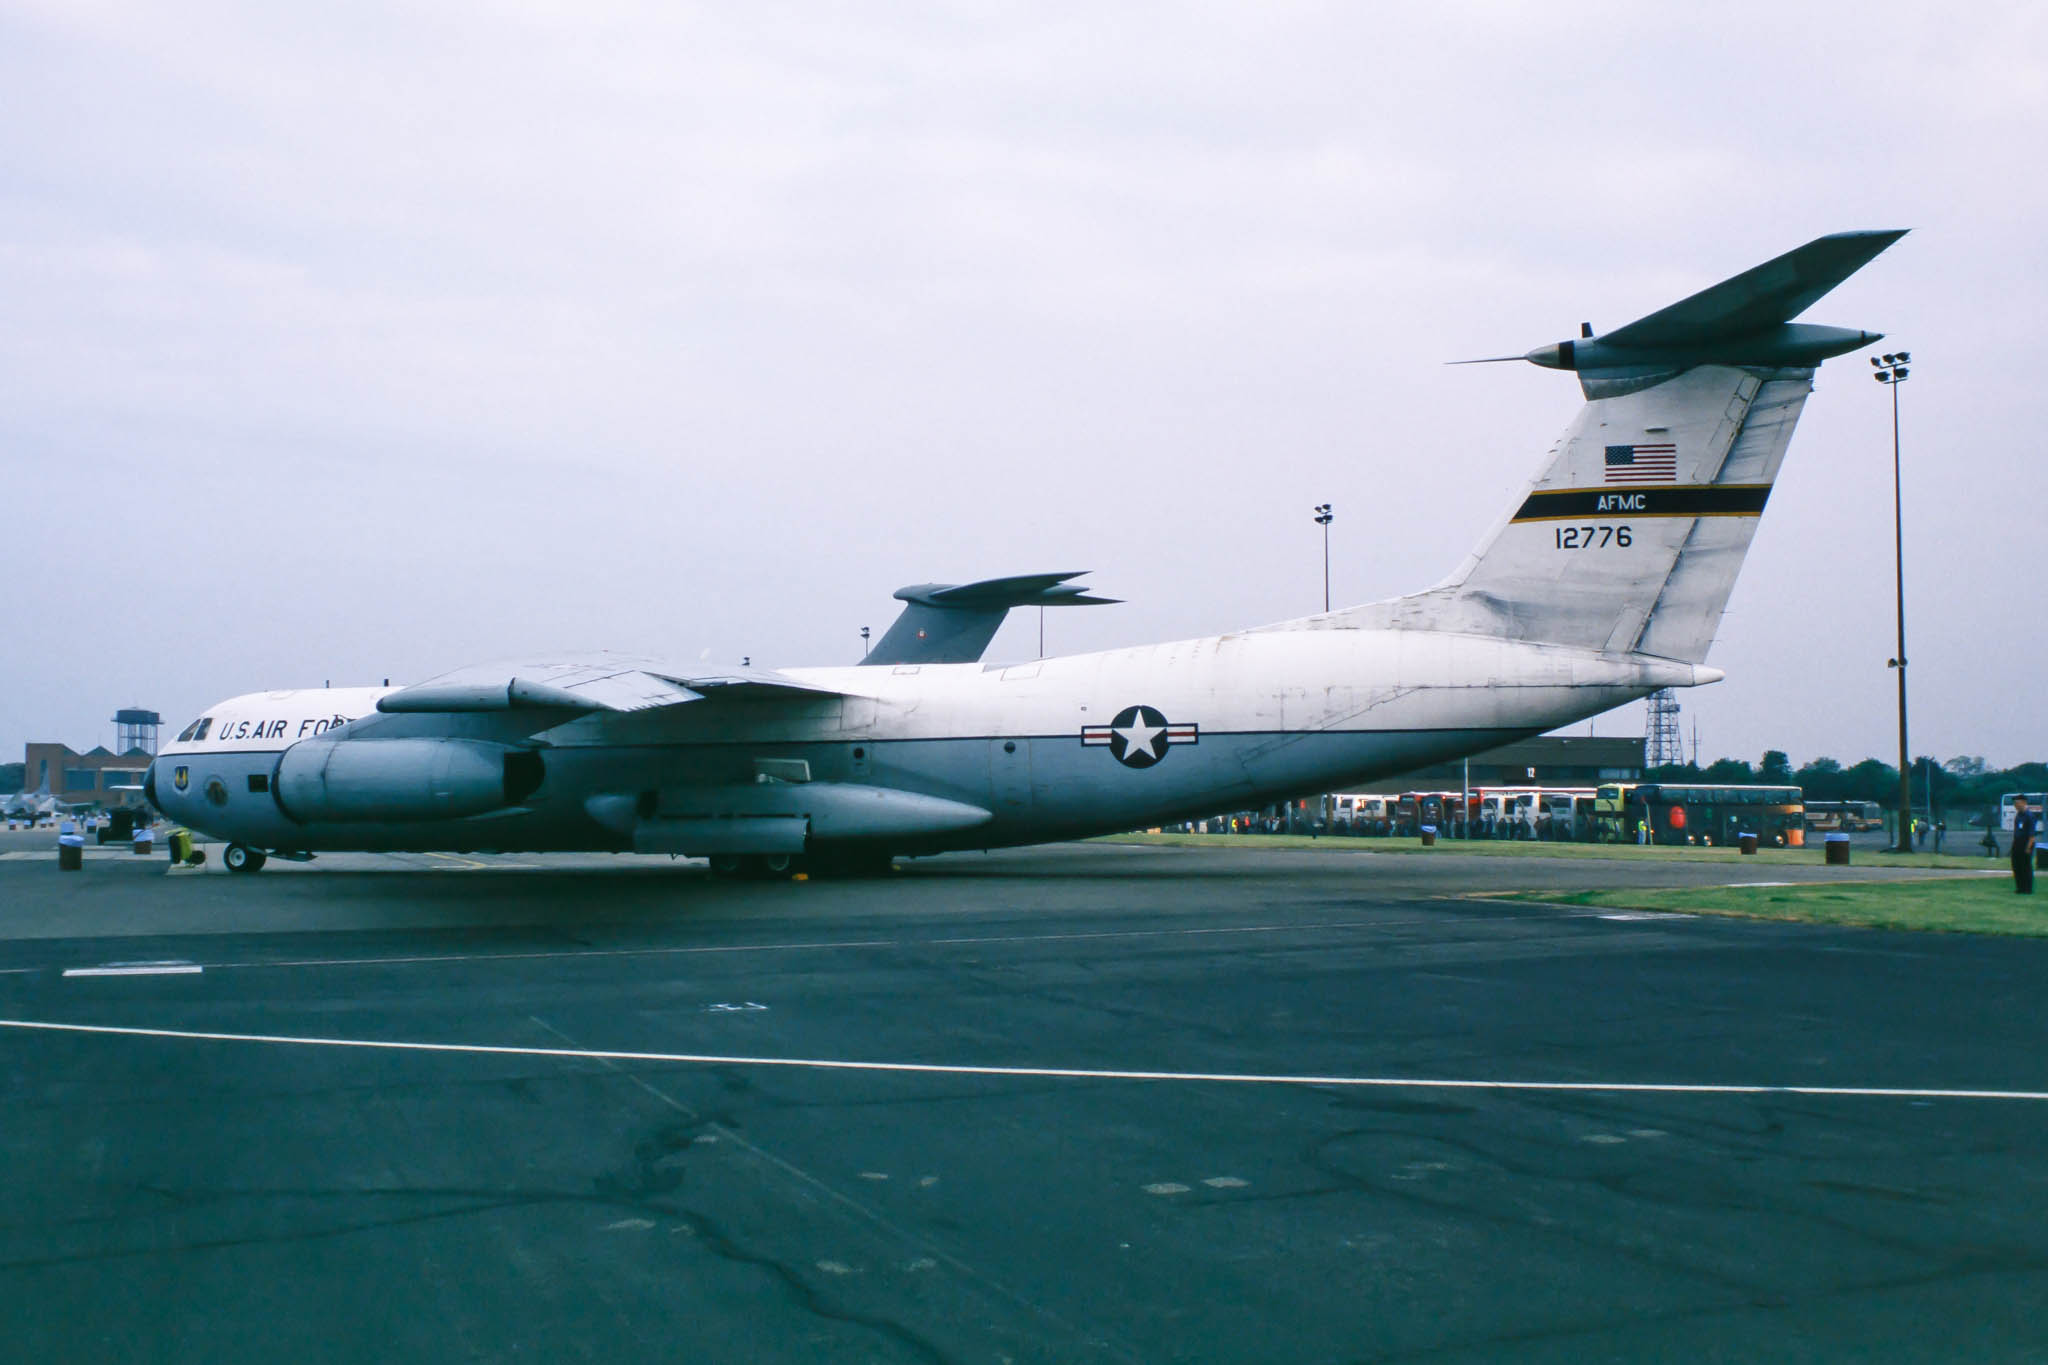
[
  {"left": 149, "top": 231, "right": 1903, "bottom": 876},
  {"left": 4, "top": 774, "right": 96, "bottom": 826}
]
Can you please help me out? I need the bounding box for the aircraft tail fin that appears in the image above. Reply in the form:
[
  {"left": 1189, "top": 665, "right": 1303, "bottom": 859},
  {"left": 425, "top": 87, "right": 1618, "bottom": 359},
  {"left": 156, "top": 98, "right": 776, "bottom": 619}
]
[
  {"left": 864, "top": 572, "right": 1118, "bottom": 666},
  {"left": 1321, "top": 231, "right": 1904, "bottom": 664}
]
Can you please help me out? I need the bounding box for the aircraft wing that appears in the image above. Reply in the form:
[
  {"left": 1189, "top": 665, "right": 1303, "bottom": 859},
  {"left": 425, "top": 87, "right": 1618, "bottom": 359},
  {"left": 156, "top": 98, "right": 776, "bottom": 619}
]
[{"left": 377, "top": 654, "right": 844, "bottom": 716}]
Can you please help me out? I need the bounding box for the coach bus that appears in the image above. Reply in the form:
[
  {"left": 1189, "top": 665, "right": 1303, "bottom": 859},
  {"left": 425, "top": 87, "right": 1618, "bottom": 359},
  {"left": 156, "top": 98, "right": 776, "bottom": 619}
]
[{"left": 1596, "top": 783, "right": 1804, "bottom": 847}]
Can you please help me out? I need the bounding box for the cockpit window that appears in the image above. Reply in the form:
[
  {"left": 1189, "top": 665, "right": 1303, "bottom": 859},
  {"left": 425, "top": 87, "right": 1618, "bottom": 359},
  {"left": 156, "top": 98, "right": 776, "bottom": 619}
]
[
  {"left": 191, "top": 717, "right": 214, "bottom": 742},
  {"left": 175, "top": 720, "right": 199, "bottom": 743}
]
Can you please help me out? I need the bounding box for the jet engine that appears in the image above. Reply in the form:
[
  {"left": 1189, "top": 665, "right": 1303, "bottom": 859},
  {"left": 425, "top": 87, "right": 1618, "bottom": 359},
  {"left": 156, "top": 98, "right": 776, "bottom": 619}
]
[{"left": 274, "top": 738, "right": 544, "bottom": 823}]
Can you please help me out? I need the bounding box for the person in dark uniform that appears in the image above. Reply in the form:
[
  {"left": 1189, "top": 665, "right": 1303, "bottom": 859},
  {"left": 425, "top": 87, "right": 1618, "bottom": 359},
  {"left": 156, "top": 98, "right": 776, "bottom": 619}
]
[{"left": 2013, "top": 796, "right": 2039, "bottom": 895}]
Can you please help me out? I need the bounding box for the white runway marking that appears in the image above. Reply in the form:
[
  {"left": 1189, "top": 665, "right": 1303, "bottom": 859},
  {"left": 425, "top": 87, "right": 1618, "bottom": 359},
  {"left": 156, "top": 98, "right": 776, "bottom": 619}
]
[
  {"left": 193, "top": 919, "right": 1437, "bottom": 975},
  {"left": 3, "top": 1016, "right": 2047, "bottom": 1102},
  {"left": 1593, "top": 911, "right": 1694, "bottom": 922},
  {"left": 60, "top": 963, "right": 202, "bottom": 978}
]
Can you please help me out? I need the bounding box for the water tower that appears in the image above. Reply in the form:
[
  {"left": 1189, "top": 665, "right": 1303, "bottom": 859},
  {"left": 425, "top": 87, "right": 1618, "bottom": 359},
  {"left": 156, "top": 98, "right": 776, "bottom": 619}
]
[{"left": 113, "top": 708, "right": 161, "bottom": 756}]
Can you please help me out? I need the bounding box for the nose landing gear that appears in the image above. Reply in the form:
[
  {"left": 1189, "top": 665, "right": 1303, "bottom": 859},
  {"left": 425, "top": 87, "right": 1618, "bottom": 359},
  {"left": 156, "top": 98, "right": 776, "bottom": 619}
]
[{"left": 222, "top": 844, "right": 268, "bottom": 874}]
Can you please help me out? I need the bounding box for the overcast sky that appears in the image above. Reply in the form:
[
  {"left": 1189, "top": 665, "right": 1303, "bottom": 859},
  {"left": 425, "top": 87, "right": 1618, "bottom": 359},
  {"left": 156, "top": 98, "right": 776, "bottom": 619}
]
[{"left": 4, "top": 1, "right": 2043, "bottom": 771}]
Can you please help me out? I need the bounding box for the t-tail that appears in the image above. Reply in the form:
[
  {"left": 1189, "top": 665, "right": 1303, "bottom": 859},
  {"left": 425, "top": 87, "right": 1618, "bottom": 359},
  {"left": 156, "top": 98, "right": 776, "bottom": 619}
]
[{"left": 1334, "top": 229, "right": 1905, "bottom": 664}]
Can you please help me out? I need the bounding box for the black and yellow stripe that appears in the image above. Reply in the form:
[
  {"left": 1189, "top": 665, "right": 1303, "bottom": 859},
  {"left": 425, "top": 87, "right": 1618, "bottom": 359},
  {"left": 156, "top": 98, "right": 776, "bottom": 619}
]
[{"left": 1509, "top": 483, "right": 1772, "bottom": 523}]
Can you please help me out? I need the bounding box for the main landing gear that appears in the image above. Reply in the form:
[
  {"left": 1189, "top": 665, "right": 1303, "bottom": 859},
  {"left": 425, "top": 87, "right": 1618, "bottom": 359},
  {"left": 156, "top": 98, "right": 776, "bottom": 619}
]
[
  {"left": 706, "top": 850, "right": 896, "bottom": 880},
  {"left": 222, "top": 844, "right": 268, "bottom": 874},
  {"left": 706, "top": 853, "right": 801, "bottom": 880}
]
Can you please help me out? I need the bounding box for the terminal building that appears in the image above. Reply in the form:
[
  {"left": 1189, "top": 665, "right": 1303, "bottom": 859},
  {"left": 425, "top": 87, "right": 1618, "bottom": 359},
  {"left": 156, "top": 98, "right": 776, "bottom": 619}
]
[{"left": 18, "top": 709, "right": 160, "bottom": 810}]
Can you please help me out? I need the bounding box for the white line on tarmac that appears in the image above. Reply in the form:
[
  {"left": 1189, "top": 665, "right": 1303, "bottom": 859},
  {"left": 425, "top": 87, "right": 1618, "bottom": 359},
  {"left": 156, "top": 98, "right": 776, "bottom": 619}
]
[
  {"left": 198, "top": 919, "right": 1437, "bottom": 974},
  {"left": 3, "top": 1016, "right": 2046, "bottom": 1102},
  {"left": 60, "top": 964, "right": 203, "bottom": 978}
]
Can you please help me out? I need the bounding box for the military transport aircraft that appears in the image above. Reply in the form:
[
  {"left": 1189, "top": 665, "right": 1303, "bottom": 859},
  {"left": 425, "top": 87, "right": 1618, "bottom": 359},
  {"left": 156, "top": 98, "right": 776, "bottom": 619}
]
[{"left": 149, "top": 230, "right": 1903, "bottom": 876}]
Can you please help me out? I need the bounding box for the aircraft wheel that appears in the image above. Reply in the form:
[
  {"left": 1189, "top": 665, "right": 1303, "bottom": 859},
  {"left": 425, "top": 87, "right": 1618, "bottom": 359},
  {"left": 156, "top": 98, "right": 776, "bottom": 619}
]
[
  {"left": 223, "top": 844, "right": 267, "bottom": 874},
  {"left": 758, "top": 853, "right": 803, "bottom": 880},
  {"left": 707, "top": 853, "right": 747, "bottom": 879}
]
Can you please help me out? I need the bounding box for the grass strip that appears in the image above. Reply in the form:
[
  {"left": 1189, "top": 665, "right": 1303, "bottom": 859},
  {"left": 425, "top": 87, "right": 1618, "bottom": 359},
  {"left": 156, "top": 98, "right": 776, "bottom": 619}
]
[
  {"left": 1092, "top": 831, "right": 1994, "bottom": 871},
  {"left": 1504, "top": 878, "right": 2044, "bottom": 936}
]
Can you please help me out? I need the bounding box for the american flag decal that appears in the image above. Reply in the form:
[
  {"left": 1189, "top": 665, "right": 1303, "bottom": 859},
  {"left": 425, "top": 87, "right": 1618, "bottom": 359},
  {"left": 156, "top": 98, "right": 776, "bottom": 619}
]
[{"left": 1604, "top": 443, "right": 1678, "bottom": 484}]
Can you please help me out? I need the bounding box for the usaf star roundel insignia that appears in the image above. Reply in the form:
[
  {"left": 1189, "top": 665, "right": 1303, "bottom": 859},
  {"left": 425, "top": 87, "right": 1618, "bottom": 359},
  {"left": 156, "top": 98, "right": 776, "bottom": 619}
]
[{"left": 1081, "top": 705, "right": 1199, "bottom": 769}]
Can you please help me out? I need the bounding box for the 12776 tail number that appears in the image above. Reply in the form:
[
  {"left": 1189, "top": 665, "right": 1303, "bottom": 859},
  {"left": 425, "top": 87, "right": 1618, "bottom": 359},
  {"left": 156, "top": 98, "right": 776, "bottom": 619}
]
[{"left": 1555, "top": 525, "right": 1632, "bottom": 549}]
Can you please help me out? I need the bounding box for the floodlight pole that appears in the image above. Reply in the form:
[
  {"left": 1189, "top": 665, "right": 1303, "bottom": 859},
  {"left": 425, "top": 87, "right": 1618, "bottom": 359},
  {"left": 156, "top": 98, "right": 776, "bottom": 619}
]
[
  {"left": 1873, "top": 352, "right": 1912, "bottom": 851},
  {"left": 1313, "top": 503, "right": 1334, "bottom": 613},
  {"left": 1312, "top": 501, "right": 1336, "bottom": 830}
]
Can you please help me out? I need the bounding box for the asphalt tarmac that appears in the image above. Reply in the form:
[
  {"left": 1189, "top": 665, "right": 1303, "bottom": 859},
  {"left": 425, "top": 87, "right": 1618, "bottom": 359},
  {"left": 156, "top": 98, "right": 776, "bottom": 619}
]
[{"left": 2, "top": 833, "right": 2044, "bottom": 1363}]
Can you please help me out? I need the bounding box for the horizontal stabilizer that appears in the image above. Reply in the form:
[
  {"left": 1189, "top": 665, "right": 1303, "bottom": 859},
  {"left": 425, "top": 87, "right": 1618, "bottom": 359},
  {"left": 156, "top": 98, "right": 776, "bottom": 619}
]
[
  {"left": 900, "top": 572, "right": 1120, "bottom": 610},
  {"left": 1601, "top": 230, "right": 1908, "bottom": 348},
  {"left": 1499, "top": 230, "right": 1906, "bottom": 398},
  {"left": 865, "top": 571, "right": 1117, "bottom": 666}
]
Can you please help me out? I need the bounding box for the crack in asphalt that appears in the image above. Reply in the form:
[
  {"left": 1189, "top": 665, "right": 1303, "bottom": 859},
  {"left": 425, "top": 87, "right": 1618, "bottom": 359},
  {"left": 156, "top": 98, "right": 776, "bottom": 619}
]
[{"left": 527, "top": 1014, "right": 1143, "bottom": 1365}]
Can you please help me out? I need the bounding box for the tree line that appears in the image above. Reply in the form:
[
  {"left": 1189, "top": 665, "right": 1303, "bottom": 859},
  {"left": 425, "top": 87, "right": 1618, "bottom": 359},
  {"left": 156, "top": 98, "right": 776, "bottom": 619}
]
[{"left": 1644, "top": 752, "right": 2048, "bottom": 815}]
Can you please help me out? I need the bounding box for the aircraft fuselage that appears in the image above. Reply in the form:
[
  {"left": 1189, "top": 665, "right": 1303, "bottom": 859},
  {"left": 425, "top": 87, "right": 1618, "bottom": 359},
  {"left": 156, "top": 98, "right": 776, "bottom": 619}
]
[{"left": 150, "top": 629, "right": 1710, "bottom": 858}]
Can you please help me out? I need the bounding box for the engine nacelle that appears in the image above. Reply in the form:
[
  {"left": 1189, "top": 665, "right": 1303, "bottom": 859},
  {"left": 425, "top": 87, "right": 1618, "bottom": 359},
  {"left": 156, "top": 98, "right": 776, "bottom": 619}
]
[{"left": 275, "top": 738, "right": 543, "bottom": 823}]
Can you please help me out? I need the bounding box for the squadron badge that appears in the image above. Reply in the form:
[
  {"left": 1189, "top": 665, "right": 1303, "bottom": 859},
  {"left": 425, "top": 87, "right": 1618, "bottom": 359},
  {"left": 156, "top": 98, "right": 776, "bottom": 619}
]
[{"left": 1081, "top": 705, "right": 1198, "bottom": 769}]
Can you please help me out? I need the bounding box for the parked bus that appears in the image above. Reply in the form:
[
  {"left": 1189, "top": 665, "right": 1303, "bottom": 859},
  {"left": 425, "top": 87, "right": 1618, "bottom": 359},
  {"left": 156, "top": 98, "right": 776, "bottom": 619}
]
[
  {"left": 1803, "top": 799, "right": 1884, "bottom": 833},
  {"left": 1334, "top": 787, "right": 1598, "bottom": 840},
  {"left": 1331, "top": 794, "right": 1394, "bottom": 836},
  {"left": 1606, "top": 783, "right": 1804, "bottom": 847},
  {"left": 1472, "top": 787, "right": 1596, "bottom": 840},
  {"left": 1394, "top": 791, "right": 1464, "bottom": 837},
  {"left": 2001, "top": 793, "right": 2048, "bottom": 832},
  {"left": 1592, "top": 783, "right": 1639, "bottom": 842}
]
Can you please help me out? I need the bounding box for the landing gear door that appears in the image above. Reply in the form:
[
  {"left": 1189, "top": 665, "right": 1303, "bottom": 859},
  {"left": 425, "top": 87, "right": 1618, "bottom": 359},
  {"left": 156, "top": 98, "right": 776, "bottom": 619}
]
[
  {"left": 989, "top": 739, "right": 1031, "bottom": 815},
  {"left": 840, "top": 697, "right": 877, "bottom": 780}
]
